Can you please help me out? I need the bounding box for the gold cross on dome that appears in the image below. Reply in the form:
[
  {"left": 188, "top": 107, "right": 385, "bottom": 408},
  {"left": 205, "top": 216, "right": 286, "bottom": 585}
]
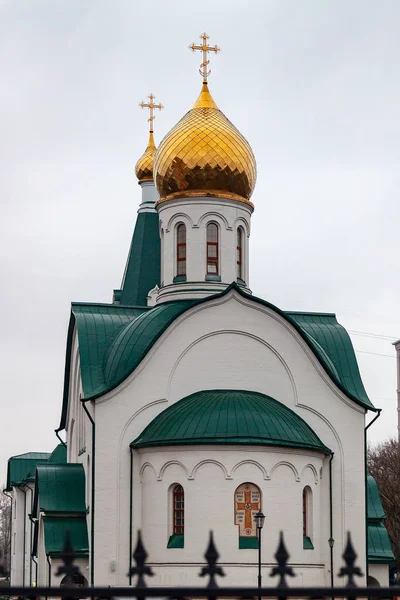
[
  {"left": 139, "top": 94, "right": 164, "bottom": 133},
  {"left": 189, "top": 33, "right": 220, "bottom": 83}
]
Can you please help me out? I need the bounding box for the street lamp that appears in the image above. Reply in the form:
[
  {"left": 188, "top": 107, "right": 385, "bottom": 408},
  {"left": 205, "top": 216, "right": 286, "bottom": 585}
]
[{"left": 254, "top": 511, "right": 265, "bottom": 600}]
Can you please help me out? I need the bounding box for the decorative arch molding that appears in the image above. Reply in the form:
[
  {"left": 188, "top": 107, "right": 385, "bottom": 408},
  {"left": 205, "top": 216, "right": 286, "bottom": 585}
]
[
  {"left": 301, "top": 463, "right": 319, "bottom": 485},
  {"left": 165, "top": 212, "right": 194, "bottom": 232},
  {"left": 270, "top": 460, "right": 300, "bottom": 482},
  {"left": 139, "top": 462, "right": 157, "bottom": 482},
  {"left": 232, "top": 216, "right": 250, "bottom": 237},
  {"left": 190, "top": 459, "right": 231, "bottom": 480},
  {"left": 157, "top": 460, "right": 190, "bottom": 481},
  {"left": 230, "top": 459, "right": 269, "bottom": 480},
  {"left": 166, "top": 328, "right": 297, "bottom": 404},
  {"left": 197, "top": 211, "right": 231, "bottom": 231}
]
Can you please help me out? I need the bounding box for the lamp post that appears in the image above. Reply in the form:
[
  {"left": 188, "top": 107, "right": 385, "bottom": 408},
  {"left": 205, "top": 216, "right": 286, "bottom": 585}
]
[{"left": 254, "top": 511, "right": 265, "bottom": 600}]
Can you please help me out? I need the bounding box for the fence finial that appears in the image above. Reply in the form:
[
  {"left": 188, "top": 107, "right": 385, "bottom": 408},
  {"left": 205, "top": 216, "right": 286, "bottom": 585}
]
[
  {"left": 199, "top": 531, "right": 225, "bottom": 588},
  {"left": 338, "top": 532, "right": 363, "bottom": 587},
  {"left": 127, "top": 530, "right": 154, "bottom": 586},
  {"left": 55, "top": 530, "right": 83, "bottom": 584},
  {"left": 270, "top": 532, "right": 295, "bottom": 588}
]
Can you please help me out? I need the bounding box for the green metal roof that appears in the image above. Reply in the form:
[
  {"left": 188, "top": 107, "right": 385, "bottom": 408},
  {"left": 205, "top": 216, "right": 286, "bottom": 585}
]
[
  {"left": 286, "top": 311, "right": 371, "bottom": 409},
  {"left": 368, "top": 523, "right": 394, "bottom": 564},
  {"left": 131, "top": 389, "right": 331, "bottom": 453},
  {"left": 32, "top": 464, "right": 86, "bottom": 516},
  {"left": 367, "top": 474, "right": 386, "bottom": 521},
  {"left": 59, "top": 282, "right": 375, "bottom": 431},
  {"left": 119, "top": 210, "right": 161, "bottom": 307},
  {"left": 6, "top": 452, "right": 51, "bottom": 491},
  {"left": 47, "top": 444, "right": 67, "bottom": 464},
  {"left": 43, "top": 516, "right": 89, "bottom": 558}
]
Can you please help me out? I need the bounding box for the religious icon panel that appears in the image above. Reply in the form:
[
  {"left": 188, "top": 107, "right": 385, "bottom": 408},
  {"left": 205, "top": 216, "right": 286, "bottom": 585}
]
[{"left": 234, "top": 482, "right": 261, "bottom": 538}]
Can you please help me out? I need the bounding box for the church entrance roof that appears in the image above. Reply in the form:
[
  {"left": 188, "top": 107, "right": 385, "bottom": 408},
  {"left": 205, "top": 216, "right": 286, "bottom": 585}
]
[{"left": 131, "top": 389, "right": 331, "bottom": 453}]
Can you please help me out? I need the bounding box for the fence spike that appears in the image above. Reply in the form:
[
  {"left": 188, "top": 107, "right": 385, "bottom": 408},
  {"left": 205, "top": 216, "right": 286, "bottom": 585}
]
[
  {"left": 127, "top": 530, "right": 154, "bottom": 586},
  {"left": 337, "top": 532, "right": 363, "bottom": 587},
  {"left": 270, "top": 531, "right": 295, "bottom": 588},
  {"left": 55, "top": 529, "right": 83, "bottom": 584},
  {"left": 199, "top": 531, "right": 225, "bottom": 588}
]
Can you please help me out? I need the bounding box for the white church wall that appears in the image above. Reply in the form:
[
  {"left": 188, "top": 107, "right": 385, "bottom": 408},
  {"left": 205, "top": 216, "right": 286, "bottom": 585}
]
[
  {"left": 369, "top": 563, "right": 389, "bottom": 586},
  {"left": 157, "top": 197, "right": 252, "bottom": 302},
  {"left": 90, "top": 290, "right": 366, "bottom": 585},
  {"left": 139, "top": 446, "right": 324, "bottom": 575}
]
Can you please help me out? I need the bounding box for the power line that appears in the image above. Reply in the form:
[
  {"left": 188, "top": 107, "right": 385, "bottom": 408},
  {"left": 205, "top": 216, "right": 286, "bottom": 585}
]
[
  {"left": 349, "top": 330, "right": 398, "bottom": 341},
  {"left": 355, "top": 349, "right": 396, "bottom": 358}
]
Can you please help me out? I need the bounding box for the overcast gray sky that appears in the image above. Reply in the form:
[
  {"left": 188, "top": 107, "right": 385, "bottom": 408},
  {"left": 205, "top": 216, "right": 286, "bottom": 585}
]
[{"left": 1, "top": 0, "right": 399, "bottom": 482}]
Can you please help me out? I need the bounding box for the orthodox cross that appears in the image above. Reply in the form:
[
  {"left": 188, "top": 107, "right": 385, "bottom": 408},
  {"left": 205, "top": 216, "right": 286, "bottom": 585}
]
[
  {"left": 139, "top": 94, "right": 163, "bottom": 133},
  {"left": 189, "top": 32, "right": 220, "bottom": 83},
  {"left": 236, "top": 488, "right": 259, "bottom": 531}
]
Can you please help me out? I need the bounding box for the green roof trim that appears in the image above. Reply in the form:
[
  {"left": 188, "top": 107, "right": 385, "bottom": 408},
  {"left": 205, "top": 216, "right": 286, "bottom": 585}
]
[
  {"left": 43, "top": 516, "right": 88, "bottom": 558},
  {"left": 119, "top": 210, "right": 160, "bottom": 307},
  {"left": 239, "top": 536, "right": 258, "bottom": 549},
  {"left": 131, "top": 389, "right": 331, "bottom": 453},
  {"left": 59, "top": 282, "right": 375, "bottom": 431},
  {"left": 167, "top": 534, "right": 184, "bottom": 548},
  {"left": 367, "top": 475, "right": 386, "bottom": 521},
  {"left": 6, "top": 452, "right": 51, "bottom": 491},
  {"left": 32, "top": 464, "right": 86, "bottom": 516},
  {"left": 368, "top": 523, "right": 394, "bottom": 563}
]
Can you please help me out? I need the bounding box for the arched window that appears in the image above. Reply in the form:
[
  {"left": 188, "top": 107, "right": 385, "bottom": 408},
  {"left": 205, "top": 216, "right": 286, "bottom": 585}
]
[
  {"left": 302, "top": 486, "right": 314, "bottom": 549},
  {"left": 206, "top": 223, "right": 219, "bottom": 275},
  {"left": 176, "top": 224, "right": 186, "bottom": 277},
  {"left": 234, "top": 482, "right": 261, "bottom": 549},
  {"left": 173, "top": 484, "right": 184, "bottom": 535},
  {"left": 236, "top": 227, "right": 243, "bottom": 280}
]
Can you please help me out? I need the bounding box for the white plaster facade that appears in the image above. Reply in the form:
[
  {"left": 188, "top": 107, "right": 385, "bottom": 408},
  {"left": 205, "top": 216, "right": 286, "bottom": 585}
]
[
  {"left": 156, "top": 196, "right": 252, "bottom": 303},
  {"left": 9, "top": 484, "right": 35, "bottom": 586},
  {"left": 63, "top": 288, "right": 368, "bottom": 587}
]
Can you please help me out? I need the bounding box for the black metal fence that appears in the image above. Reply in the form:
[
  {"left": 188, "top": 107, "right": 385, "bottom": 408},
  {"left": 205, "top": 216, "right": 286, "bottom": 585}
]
[{"left": 0, "top": 531, "right": 398, "bottom": 600}]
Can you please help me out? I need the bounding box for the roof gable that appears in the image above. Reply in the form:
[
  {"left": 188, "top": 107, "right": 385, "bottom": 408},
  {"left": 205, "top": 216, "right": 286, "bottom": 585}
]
[
  {"left": 6, "top": 452, "right": 51, "bottom": 491},
  {"left": 59, "top": 283, "right": 375, "bottom": 431}
]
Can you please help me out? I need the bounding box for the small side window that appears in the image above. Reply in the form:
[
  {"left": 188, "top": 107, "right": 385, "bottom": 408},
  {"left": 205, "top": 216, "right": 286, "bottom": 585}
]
[
  {"left": 303, "top": 486, "right": 314, "bottom": 549},
  {"left": 167, "top": 484, "right": 184, "bottom": 548},
  {"left": 206, "top": 223, "right": 219, "bottom": 275}
]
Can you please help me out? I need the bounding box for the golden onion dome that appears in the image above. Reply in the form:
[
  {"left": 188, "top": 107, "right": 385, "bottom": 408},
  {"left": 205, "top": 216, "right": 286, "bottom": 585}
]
[
  {"left": 154, "top": 83, "right": 257, "bottom": 206},
  {"left": 135, "top": 132, "right": 157, "bottom": 182}
]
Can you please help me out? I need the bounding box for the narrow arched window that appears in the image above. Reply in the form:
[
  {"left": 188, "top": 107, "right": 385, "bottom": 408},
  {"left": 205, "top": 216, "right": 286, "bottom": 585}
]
[
  {"left": 206, "top": 223, "right": 219, "bottom": 275},
  {"left": 236, "top": 227, "right": 243, "bottom": 279},
  {"left": 303, "top": 486, "right": 313, "bottom": 549},
  {"left": 173, "top": 484, "right": 184, "bottom": 535},
  {"left": 176, "top": 224, "right": 186, "bottom": 277}
]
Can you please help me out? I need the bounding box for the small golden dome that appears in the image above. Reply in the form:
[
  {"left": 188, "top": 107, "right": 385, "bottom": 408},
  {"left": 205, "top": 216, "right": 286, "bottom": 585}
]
[
  {"left": 154, "top": 83, "right": 256, "bottom": 206},
  {"left": 135, "top": 132, "right": 157, "bottom": 181}
]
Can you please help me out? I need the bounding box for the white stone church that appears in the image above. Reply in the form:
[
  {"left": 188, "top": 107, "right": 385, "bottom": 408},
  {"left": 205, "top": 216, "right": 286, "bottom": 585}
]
[{"left": 5, "top": 35, "right": 394, "bottom": 590}]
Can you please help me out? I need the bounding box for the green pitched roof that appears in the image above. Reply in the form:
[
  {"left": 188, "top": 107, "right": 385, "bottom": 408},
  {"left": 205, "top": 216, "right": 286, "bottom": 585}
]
[
  {"left": 119, "top": 210, "right": 160, "bottom": 306},
  {"left": 131, "top": 389, "right": 331, "bottom": 453},
  {"left": 368, "top": 523, "right": 394, "bottom": 564},
  {"left": 367, "top": 474, "right": 386, "bottom": 521},
  {"left": 43, "top": 516, "right": 88, "bottom": 558},
  {"left": 59, "top": 283, "right": 375, "bottom": 431},
  {"left": 367, "top": 474, "right": 394, "bottom": 564},
  {"left": 33, "top": 464, "right": 86, "bottom": 516},
  {"left": 47, "top": 444, "right": 67, "bottom": 464},
  {"left": 286, "top": 311, "right": 371, "bottom": 410},
  {"left": 6, "top": 452, "right": 51, "bottom": 491}
]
